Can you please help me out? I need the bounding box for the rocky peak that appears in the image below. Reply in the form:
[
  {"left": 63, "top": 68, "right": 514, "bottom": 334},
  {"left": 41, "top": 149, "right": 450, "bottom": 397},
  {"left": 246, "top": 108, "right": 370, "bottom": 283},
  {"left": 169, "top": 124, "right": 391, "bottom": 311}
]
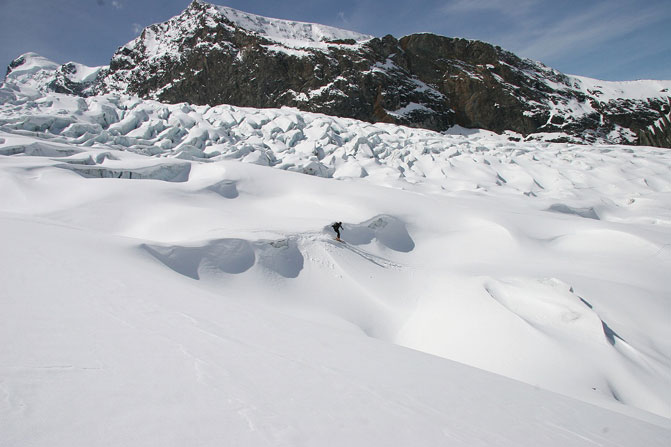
[{"left": 197, "top": 0, "right": 372, "bottom": 46}]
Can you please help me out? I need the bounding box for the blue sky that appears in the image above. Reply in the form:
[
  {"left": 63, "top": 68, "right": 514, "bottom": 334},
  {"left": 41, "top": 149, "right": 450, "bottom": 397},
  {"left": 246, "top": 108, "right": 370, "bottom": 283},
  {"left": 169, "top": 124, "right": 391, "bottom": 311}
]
[{"left": 1, "top": 0, "right": 669, "bottom": 81}]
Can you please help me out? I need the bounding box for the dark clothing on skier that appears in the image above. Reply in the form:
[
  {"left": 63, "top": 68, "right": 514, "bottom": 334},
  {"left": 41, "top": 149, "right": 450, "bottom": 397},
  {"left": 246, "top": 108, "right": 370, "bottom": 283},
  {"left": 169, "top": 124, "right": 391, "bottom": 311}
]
[{"left": 332, "top": 222, "right": 343, "bottom": 239}]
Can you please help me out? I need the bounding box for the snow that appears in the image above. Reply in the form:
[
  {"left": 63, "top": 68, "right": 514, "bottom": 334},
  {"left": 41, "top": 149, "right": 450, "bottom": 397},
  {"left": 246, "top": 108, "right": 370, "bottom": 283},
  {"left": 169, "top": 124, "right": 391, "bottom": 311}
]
[
  {"left": 5, "top": 53, "right": 59, "bottom": 79},
  {"left": 209, "top": 1, "right": 373, "bottom": 48},
  {"left": 62, "top": 62, "right": 105, "bottom": 84},
  {"left": 366, "top": 58, "right": 398, "bottom": 75},
  {"left": 2, "top": 55, "right": 671, "bottom": 446},
  {"left": 386, "top": 102, "right": 432, "bottom": 118},
  {"left": 262, "top": 44, "right": 312, "bottom": 58},
  {"left": 3, "top": 53, "right": 60, "bottom": 96},
  {"left": 569, "top": 75, "right": 671, "bottom": 102}
]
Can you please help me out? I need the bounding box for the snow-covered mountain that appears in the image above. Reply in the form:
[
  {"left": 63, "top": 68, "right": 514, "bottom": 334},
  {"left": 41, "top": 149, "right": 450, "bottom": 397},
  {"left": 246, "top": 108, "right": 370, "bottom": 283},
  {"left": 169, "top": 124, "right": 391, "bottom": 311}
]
[
  {"left": 5, "top": 0, "right": 671, "bottom": 147},
  {"left": 206, "top": 2, "right": 373, "bottom": 46},
  {"left": 2, "top": 41, "right": 671, "bottom": 445}
]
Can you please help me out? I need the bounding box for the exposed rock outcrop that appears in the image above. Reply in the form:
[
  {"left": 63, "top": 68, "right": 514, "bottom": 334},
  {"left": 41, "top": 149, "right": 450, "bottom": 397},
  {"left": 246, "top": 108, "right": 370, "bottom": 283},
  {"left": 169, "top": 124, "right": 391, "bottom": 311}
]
[{"left": 639, "top": 99, "right": 671, "bottom": 148}]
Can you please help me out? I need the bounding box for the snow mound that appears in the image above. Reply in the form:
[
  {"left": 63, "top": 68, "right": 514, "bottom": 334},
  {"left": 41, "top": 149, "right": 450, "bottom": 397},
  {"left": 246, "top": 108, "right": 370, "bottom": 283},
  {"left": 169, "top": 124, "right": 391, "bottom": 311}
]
[
  {"left": 143, "top": 239, "right": 256, "bottom": 279},
  {"left": 5, "top": 52, "right": 59, "bottom": 80},
  {"left": 205, "top": 179, "right": 239, "bottom": 198},
  {"left": 336, "top": 215, "right": 415, "bottom": 253},
  {"left": 483, "top": 277, "right": 670, "bottom": 416},
  {"left": 58, "top": 160, "right": 191, "bottom": 182},
  {"left": 143, "top": 237, "right": 304, "bottom": 280}
]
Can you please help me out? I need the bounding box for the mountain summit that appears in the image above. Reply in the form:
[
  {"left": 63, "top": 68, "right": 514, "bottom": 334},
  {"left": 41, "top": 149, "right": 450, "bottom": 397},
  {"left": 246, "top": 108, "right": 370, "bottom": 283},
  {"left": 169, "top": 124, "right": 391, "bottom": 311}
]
[{"left": 5, "top": 0, "right": 671, "bottom": 147}]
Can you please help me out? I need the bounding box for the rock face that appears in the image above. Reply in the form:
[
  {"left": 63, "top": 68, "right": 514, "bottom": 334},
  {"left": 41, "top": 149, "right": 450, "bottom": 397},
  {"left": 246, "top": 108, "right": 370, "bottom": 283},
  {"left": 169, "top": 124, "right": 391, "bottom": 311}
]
[
  {"left": 5, "top": 0, "right": 671, "bottom": 147},
  {"left": 639, "top": 101, "right": 671, "bottom": 148}
]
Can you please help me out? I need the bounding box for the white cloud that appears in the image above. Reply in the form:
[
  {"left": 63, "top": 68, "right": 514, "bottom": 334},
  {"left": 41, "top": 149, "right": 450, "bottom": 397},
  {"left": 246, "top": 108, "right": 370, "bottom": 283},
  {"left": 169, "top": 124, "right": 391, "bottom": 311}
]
[
  {"left": 132, "top": 23, "right": 143, "bottom": 35},
  {"left": 429, "top": 0, "right": 670, "bottom": 79},
  {"left": 511, "top": 3, "right": 666, "bottom": 61},
  {"left": 438, "top": 1, "right": 669, "bottom": 67},
  {"left": 112, "top": 1, "right": 123, "bottom": 9}
]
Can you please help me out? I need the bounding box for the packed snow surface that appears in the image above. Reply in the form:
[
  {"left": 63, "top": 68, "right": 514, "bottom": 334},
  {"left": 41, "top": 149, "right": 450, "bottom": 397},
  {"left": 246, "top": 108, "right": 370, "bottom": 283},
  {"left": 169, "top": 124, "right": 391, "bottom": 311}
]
[{"left": 2, "top": 54, "right": 671, "bottom": 446}]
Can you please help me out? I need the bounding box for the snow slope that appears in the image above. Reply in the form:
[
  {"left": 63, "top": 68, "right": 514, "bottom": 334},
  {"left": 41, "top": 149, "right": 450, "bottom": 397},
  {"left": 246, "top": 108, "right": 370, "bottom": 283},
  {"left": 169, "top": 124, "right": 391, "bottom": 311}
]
[
  {"left": 1, "top": 55, "right": 671, "bottom": 445},
  {"left": 569, "top": 75, "right": 671, "bottom": 102},
  {"left": 210, "top": 1, "right": 373, "bottom": 47}
]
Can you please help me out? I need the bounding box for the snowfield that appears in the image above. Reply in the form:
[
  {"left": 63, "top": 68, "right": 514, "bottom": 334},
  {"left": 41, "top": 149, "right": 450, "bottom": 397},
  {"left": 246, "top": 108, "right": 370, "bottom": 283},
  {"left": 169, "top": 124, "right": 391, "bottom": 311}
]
[{"left": 1, "top": 54, "right": 671, "bottom": 446}]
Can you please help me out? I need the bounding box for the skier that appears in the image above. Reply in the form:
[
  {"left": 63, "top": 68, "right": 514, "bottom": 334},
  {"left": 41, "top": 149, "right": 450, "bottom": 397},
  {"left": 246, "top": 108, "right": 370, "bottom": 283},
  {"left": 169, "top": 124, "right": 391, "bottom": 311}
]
[{"left": 331, "top": 221, "right": 343, "bottom": 241}]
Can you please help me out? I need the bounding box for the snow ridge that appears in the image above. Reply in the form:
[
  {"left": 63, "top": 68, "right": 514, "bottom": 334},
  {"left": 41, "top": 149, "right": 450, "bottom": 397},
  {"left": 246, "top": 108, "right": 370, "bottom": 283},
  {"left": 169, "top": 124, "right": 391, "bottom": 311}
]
[{"left": 208, "top": 1, "right": 373, "bottom": 47}]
